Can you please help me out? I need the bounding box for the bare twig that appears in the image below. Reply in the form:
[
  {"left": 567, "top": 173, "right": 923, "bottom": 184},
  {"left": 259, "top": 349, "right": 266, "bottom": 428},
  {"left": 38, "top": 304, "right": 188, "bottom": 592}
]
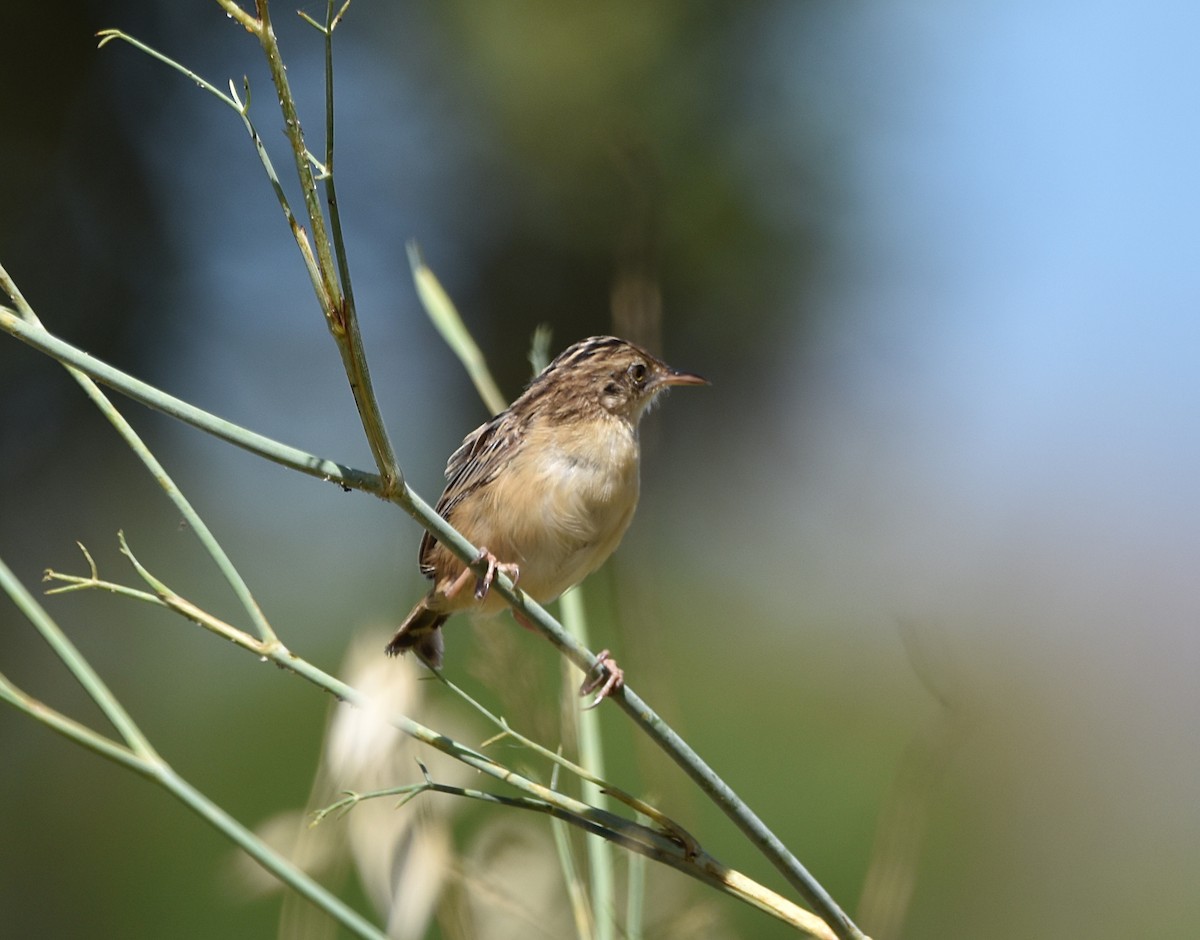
[
  {"left": 0, "top": 303, "right": 864, "bottom": 938},
  {"left": 4, "top": 3, "right": 870, "bottom": 934},
  {"left": 0, "top": 557, "right": 384, "bottom": 940},
  {"left": 36, "top": 544, "right": 834, "bottom": 937}
]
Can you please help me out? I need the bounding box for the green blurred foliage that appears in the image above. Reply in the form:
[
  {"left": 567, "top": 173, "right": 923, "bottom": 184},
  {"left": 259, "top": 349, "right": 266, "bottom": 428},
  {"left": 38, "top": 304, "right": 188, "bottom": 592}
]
[
  {"left": 1, "top": 3, "right": 834, "bottom": 938},
  {"left": 4, "top": 3, "right": 1199, "bottom": 940}
]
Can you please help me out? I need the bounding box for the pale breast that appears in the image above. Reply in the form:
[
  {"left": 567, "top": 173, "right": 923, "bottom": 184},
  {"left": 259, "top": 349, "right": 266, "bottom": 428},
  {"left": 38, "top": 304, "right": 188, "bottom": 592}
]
[{"left": 471, "top": 415, "right": 641, "bottom": 606}]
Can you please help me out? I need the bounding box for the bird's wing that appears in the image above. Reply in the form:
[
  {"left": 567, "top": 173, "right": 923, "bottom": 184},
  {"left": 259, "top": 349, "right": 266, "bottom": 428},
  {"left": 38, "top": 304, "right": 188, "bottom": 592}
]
[{"left": 418, "top": 412, "right": 516, "bottom": 577}]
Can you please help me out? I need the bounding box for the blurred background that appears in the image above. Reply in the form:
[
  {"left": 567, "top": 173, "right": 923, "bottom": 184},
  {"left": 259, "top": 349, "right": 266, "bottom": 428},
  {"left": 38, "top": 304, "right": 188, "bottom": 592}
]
[{"left": 3, "top": 1, "right": 1199, "bottom": 938}]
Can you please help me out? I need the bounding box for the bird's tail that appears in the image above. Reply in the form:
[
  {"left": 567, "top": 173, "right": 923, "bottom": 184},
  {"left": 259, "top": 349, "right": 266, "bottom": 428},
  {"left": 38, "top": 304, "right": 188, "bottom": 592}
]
[{"left": 385, "top": 601, "right": 448, "bottom": 668}]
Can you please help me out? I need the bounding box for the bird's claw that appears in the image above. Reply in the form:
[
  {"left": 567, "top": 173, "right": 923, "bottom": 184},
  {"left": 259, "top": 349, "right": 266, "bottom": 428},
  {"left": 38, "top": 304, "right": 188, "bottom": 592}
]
[
  {"left": 580, "top": 649, "right": 624, "bottom": 709},
  {"left": 471, "top": 547, "right": 520, "bottom": 600}
]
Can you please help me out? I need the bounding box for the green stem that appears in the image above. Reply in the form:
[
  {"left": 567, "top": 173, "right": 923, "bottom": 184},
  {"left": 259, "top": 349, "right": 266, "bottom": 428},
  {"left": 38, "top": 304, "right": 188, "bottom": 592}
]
[
  {"left": 0, "top": 553, "right": 158, "bottom": 760},
  {"left": 562, "top": 586, "right": 616, "bottom": 940},
  {"left": 98, "top": 20, "right": 402, "bottom": 493},
  {"left": 265, "top": 649, "right": 832, "bottom": 934},
  {"left": 550, "top": 768, "right": 597, "bottom": 940},
  {"left": 156, "top": 762, "right": 384, "bottom": 940},
  {"left": 406, "top": 242, "right": 508, "bottom": 416},
  {"left": 0, "top": 308, "right": 371, "bottom": 491},
  {"left": 0, "top": 283, "right": 276, "bottom": 646},
  {"left": 0, "top": 559, "right": 385, "bottom": 940},
  {"left": 254, "top": 0, "right": 338, "bottom": 307},
  {"left": 0, "top": 670, "right": 149, "bottom": 773},
  {"left": 252, "top": 0, "right": 402, "bottom": 493},
  {"left": 319, "top": 0, "right": 357, "bottom": 326},
  {"left": 0, "top": 305, "right": 863, "bottom": 939},
  {"left": 626, "top": 817, "right": 648, "bottom": 940}
]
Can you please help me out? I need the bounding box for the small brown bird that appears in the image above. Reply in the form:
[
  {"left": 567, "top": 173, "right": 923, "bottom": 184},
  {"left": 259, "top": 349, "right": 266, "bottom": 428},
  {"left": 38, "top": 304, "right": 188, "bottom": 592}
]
[{"left": 386, "top": 335, "right": 707, "bottom": 705}]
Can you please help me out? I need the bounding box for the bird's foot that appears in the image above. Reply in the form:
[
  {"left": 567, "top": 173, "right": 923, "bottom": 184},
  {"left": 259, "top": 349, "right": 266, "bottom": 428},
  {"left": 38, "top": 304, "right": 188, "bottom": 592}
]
[
  {"left": 580, "top": 649, "right": 624, "bottom": 710},
  {"left": 470, "top": 546, "right": 520, "bottom": 600},
  {"left": 441, "top": 547, "right": 520, "bottom": 603}
]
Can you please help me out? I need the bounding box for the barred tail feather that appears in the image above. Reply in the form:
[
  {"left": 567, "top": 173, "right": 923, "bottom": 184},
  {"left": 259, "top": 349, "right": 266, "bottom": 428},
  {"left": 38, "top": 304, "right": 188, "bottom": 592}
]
[{"left": 385, "top": 602, "right": 448, "bottom": 668}]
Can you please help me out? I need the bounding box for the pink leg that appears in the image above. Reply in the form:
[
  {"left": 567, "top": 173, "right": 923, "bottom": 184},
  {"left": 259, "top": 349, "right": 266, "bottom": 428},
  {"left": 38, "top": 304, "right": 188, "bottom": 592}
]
[
  {"left": 441, "top": 564, "right": 476, "bottom": 601},
  {"left": 513, "top": 610, "right": 623, "bottom": 708},
  {"left": 579, "top": 649, "right": 624, "bottom": 709},
  {"left": 470, "top": 546, "right": 520, "bottom": 600},
  {"left": 441, "top": 547, "right": 520, "bottom": 602}
]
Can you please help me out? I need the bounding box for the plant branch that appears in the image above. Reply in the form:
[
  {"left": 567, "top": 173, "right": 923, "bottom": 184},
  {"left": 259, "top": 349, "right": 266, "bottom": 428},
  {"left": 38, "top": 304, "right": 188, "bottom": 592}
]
[
  {"left": 549, "top": 760, "right": 597, "bottom": 940},
  {"left": 94, "top": 28, "right": 325, "bottom": 309},
  {"left": 310, "top": 777, "right": 833, "bottom": 937},
  {"left": 410, "top": 319, "right": 616, "bottom": 932},
  {"left": 214, "top": 0, "right": 260, "bottom": 35},
  {"left": 0, "top": 669, "right": 148, "bottom": 774},
  {"left": 0, "top": 307, "right": 370, "bottom": 491},
  {"left": 1, "top": 303, "right": 864, "bottom": 937},
  {"left": 42, "top": 545, "right": 831, "bottom": 936},
  {"left": 158, "top": 760, "right": 385, "bottom": 940},
  {"left": 406, "top": 242, "right": 508, "bottom": 416},
  {"left": 310, "top": 0, "right": 358, "bottom": 326},
  {"left": 560, "top": 585, "right": 617, "bottom": 940},
  {"left": 0, "top": 289, "right": 278, "bottom": 644},
  {"left": 253, "top": 0, "right": 339, "bottom": 308},
  {"left": 248, "top": 0, "right": 401, "bottom": 493},
  {"left": 0, "top": 557, "right": 385, "bottom": 940},
  {"left": 100, "top": 12, "right": 402, "bottom": 492},
  {"left": 428, "top": 664, "right": 696, "bottom": 852},
  {"left": 6, "top": 5, "right": 870, "bottom": 936}
]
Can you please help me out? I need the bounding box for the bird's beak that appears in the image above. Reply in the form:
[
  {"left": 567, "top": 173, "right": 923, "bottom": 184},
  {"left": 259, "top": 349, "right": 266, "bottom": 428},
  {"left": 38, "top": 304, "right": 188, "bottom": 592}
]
[{"left": 656, "top": 368, "right": 709, "bottom": 389}]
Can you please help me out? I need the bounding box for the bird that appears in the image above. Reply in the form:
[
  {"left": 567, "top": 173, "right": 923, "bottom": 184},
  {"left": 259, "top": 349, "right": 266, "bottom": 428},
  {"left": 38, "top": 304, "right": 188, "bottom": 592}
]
[{"left": 385, "top": 335, "right": 707, "bottom": 706}]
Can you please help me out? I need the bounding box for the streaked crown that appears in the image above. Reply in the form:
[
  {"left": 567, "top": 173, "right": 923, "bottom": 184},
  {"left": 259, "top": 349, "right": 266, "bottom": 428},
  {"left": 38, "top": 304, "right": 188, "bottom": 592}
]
[{"left": 517, "top": 335, "right": 707, "bottom": 424}]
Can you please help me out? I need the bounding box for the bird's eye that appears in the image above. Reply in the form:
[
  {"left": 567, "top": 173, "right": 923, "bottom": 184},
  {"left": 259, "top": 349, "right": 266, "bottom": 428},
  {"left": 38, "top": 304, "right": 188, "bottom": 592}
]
[{"left": 628, "top": 362, "right": 647, "bottom": 386}]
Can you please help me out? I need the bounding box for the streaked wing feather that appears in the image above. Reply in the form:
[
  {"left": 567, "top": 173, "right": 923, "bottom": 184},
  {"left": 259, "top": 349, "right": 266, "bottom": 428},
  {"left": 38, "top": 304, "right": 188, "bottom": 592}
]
[{"left": 417, "top": 414, "right": 515, "bottom": 577}]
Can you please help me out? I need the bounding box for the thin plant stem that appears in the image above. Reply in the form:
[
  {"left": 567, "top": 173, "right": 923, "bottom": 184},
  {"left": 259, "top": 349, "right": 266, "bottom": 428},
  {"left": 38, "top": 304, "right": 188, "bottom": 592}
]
[
  {"left": 16, "top": 7, "right": 868, "bottom": 931},
  {"left": 0, "top": 559, "right": 385, "bottom": 940},
  {"left": 549, "top": 761, "right": 597, "bottom": 940},
  {"left": 413, "top": 290, "right": 616, "bottom": 931},
  {"left": 249, "top": 0, "right": 402, "bottom": 492},
  {"left": 0, "top": 669, "right": 150, "bottom": 773},
  {"left": 428, "top": 666, "right": 697, "bottom": 855},
  {"left": 99, "top": 17, "right": 402, "bottom": 492},
  {"left": 159, "top": 761, "right": 385, "bottom": 940},
  {"left": 312, "top": 0, "right": 358, "bottom": 323},
  {"left": 1, "top": 303, "right": 864, "bottom": 938},
  {"left": 305, "top": 778, "right": 832, "bottom": 935},
  {"left": 626, "top": 816, "right": 648, "bottom": 940},
  {"left": 562, "top": 585, "right": 616, "bottom": 940},
  {"left": 94, "top": 29, "right": 326, "bottom": 311},
  {"left": 254, "top": 0, "right": 339, "bottom": 305},
  {"left": 37, "top": 543, "right": 834, "bottom": 937},
  {"left": 0, "top": 277, "right": 276, "bottom": 649},
  {"left": 406, "top": 241, "right": 508, "bottom": 416},
  {"left": 0, "top": 307, "right": 370, "bottom": 490},
  {"left": 0, "top": 559, "right": 157, "bottom": 760},
  {"left": 214, "top": 0, "right": 259, "bottom": 34}
]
